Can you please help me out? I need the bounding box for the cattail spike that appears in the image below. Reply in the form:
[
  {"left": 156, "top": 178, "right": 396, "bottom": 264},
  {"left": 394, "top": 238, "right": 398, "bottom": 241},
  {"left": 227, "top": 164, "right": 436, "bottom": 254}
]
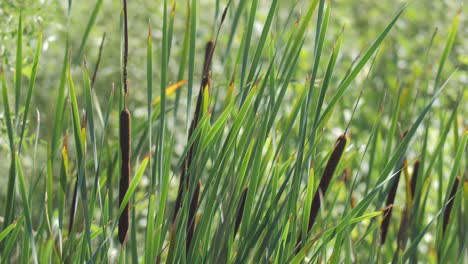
[
  {"left": 172, "top": 169, "right": 186, "bottom": 221},
  {"left": 187, "top": 181, "right": 201, "bottom": 252},
  {"left": 201, "top": 40, "right": 215, "bottom": 93},
  {"left": 118, "top": 108, "right": 131, "bottom": 244},
  {"left": 173, "top": 40, "right": 216, "bottom": 223},
  {"left": 91, "top": 33, "right": 106, "bottom": 88},
  {"left": 234, "top": 188, "right": 248, "bottom": 236},
  {"left": 308, "top": 134, "right": 347, "bottom": 232},
  {"left": 443, "top": 176, "right": 460, "bottom": 236},
  {"left": 380, "top": 132, "right": 408, "bottom": 245},
  {"left": 68, "top": 179, "right": 79, "bottom": 233},
  {"left": 410, "top": 160, "right": 420, "bottom": 200}
]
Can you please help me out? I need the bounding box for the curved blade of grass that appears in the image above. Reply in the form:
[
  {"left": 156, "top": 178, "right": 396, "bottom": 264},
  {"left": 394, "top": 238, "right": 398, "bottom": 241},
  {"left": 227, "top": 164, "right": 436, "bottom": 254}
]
[
  {"left": 186, "top": 0, "right": 197, "bottom": 128},
  {"left": 243, "top": 0, "right": 278, "bottom": 96},
  {"left": 434, "top": 11, "right": 459, "bottom": 89},
  {"left": 51, "top": 43, "right": 70, "bottom": 156},
  {"left": 117, "top": 157, "right": 149, "bottom": 220},
  {"left": 152, "top": 80, "right": 187, "bottom": 106},
  {"left": 239, "top": 0, "right": 258, "bottom": 91},
  {"left": 14, "top": 11, "right": 22, "bottom": 120},
  {"left": 16, "top": 156, "right": 38, "bottom": 264},
  {"left": 18, "top": 33, "right": 42, "bottom": 154},
  {"left": 0, "top": 219, "right": 19, "bottom": 242},
  {"left": 74, "top": 0, "right": 104, "bottom": 63},
  {"left": 67, "top": 62, "right": 84, "bottom": 160},
  {"left": 83, "top": 63, "right": 97, "bottom": 170},
  {"left": 2, "top": 64, "right": 17, "bottom": 230},
  {"left": 317, "top": 6, "right": 405, "bottom": 127}
]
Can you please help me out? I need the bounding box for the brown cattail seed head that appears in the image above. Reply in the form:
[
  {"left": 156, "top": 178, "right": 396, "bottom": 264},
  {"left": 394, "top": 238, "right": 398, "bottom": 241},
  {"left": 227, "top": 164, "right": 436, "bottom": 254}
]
[
  {"left": 118, "top": 108, "right": 131, "bottom": 244},
  {"left": 443, "top": 176, "right": 460, "bottom": 235},
  {"left": 410, "top": 160, "right": 420, "bottom": 200},
  {"left": 187, "top": 181, "right": 201, "bottom": 252},
  {"left": 308, "top": 134, "right": 347, "bottom": 232},
  {"left": 234, "top": 188, "right": 248, "bottom": 236},
  {"left": 380, "top": 163, "right": 404, "bottom": 245}
]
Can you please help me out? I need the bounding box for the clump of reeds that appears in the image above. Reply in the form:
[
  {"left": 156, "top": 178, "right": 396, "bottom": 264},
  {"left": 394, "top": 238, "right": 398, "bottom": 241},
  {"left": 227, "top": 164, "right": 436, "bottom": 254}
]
[
  {"left": 172, "top": 0, "right": 231, "bottom": 223},
  {"left": 442, "top": 176, "right": 460, "bottom": 236},
  {"left": 118, "top": 0, "right": 131, "bottom": 245}
]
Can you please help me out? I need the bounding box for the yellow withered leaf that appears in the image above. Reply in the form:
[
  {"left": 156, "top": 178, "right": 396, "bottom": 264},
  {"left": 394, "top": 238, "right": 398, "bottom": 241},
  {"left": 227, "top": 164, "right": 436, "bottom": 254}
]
[{"left": 152, "top": 80, "right": 187, "bottom": 106}]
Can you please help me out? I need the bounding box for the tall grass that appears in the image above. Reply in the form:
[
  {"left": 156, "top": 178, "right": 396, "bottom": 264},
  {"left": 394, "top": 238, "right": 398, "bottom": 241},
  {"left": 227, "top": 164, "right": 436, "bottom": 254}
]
[{"left": 0, "top": 1, "right": 466, "bottom": 263}]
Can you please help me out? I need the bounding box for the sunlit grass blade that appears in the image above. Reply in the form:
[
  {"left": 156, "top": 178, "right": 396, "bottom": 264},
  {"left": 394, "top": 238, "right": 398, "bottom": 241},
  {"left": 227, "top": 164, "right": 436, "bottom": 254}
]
[
  {"left": 14, "top": 11, "right": 23, "bottom": 120},
  {"left": 16, "top": 156, "right": 38, "bottom": 264},
  {"left": 1, "top": 64, "right": 17, "bottom": 231},
  {"left": 317, "top": 6, "right": 405, "bottom": 127},
  {"left": 74, "top": 0, "right": 104, "bottom": 63},
  {"left": 18, "top": 32, "right": 42, "bottom": 154},
  {"left": 117, "top": 157, "right": 149, "bottom": 223}
]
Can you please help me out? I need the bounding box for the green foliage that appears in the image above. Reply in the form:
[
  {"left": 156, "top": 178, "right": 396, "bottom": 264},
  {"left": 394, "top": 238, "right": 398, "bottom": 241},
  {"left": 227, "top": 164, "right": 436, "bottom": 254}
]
[{"left": 0, "top": 0, "right": 466, "bottom": 263}]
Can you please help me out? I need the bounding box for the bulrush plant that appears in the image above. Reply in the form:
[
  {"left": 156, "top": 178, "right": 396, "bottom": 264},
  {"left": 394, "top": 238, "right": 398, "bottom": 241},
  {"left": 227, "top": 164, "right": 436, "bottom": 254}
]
[
  {"left": 118, "top": 0, "right": 131, "bottom": 245},
  {"left": 173, "top": 0, "right": 229, "bottom": 223},
  {"left": 172, "top": 40, "right": 215, "bottom": 223}
]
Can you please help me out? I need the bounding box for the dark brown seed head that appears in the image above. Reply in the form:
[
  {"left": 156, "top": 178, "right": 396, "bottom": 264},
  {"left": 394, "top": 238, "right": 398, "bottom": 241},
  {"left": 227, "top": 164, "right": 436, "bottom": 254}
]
[
  {"left": 410, "top": 160, "right": 420, "bottom": 200},
  {"left": 187, "top": 181, "right": 201, "bottom": 252},
  {"left": 174, "top": 40, "right": 216, "bottom": 223},
  {"left": 380, "top": 162, "right": 404, "bottom": 245},
  {"left": 234, "top": 188, "right": 248, "bottom": 236},
  {"left": 68, "top": 180, "right": 79, "bottom": 234},
  {"left": 343, "top": 167, "right": 351, "bottom": 183},
  {"left": 202, "top": 40, "right": 215, "bottom": 82},
  {"left": 443, "top": 176, "right": 460, "bottom": 236},
  {"left": 118, "top": 108, "right": 131, "bottom": 244},
  {"left": 308, "top": 134, "right": 347, "bottom": 232},
  {"left": 397, "top": 207, "right": 410, "bottom": 250},
  {"left": 380, "top": 131, "right": 409, "bottom": 245},
  {"left": 220, "top": 0, "right": 231, "bottom": 26},
  {"left": 172, "top": 169, "right": 186, "bottom": 222}
]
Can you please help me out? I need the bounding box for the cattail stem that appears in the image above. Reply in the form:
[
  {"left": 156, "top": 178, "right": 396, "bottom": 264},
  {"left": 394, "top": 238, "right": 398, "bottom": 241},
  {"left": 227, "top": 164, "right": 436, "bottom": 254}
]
[
  {"left": 442, "top": 176, "right": 460, "bottom": 236},
  {"left": 187, "top": 181, "right": 201, "bottom": 252},
  {"left": 308, "top": 134, "right": 347, "bottom": 233},
  {"left": 122, "top": 0, "right": 129, "bottom": 97},
  {"left": 118, "top": 108, "right": 131, "bottom": 244}
]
